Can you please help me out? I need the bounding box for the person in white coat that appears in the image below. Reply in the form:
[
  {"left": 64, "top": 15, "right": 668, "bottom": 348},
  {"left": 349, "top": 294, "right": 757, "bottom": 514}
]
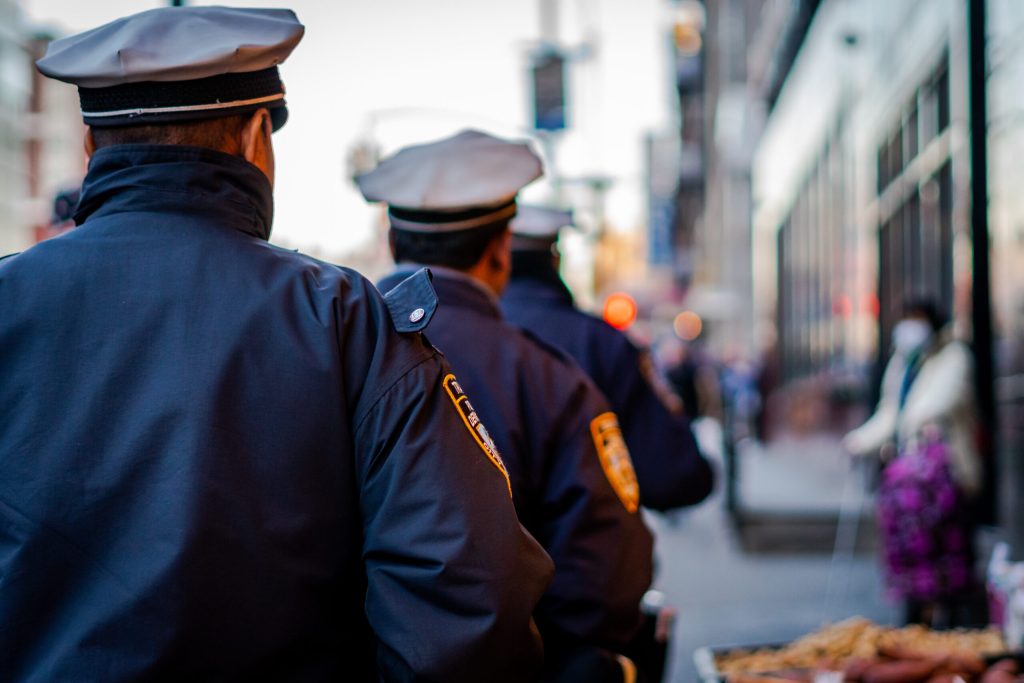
[{"left": 844, "top": 299, "right": 981, "bottom": 626}]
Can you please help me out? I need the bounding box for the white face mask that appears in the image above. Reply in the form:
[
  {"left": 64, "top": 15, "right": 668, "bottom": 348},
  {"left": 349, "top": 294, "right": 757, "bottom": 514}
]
[{"left": 892, "top": 319, "right": 933, "bottom": 354}]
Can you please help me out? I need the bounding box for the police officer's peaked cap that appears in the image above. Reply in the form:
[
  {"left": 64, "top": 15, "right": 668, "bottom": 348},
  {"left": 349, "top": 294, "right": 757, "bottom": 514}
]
[
  {"left": 511, "top": 205, "right": 574, "bottom": 239},
  {"left": 356, "top": 129, "right": 543, "bottom": 232},
  {"left": 510, "top": 205, "right": 575, "bottom": 251},
  {"left": 36, "top": 6, "right": 304, "bottom": 131}
]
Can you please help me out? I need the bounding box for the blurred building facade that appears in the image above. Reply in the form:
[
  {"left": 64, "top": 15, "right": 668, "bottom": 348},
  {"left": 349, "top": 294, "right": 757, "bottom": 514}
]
[
  {"left": 0, "top": 7, "right": 83, "bottom": 256},
  {"left": 667, "top": 0, "right": 706, "bottom": 293},
  {"left": 750, "top": 0, "right": 1022, "bottom": 546},
  {"left": 988, "top": 0, "right": 1024, "bottom": 553},
  {"left": 663, "top": 0, "right": 790, "bottom": 358},
  {"left": 752, "top": 0, "right": 962, "bottom": 391},
  {"left": 24, "top": 30, "right": 85, "bottom": 242},
  {"left": 695, "top": 0, "right": 765, "bottom": 356},
  {"left": 0, "top": 0, "right": 31, "bottom": 255}
]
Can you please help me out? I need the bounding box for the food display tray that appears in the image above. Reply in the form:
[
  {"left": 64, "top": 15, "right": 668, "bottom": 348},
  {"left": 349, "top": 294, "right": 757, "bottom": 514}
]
[
  {"left": 693, "top": 645, "right": 1024, "bottom": 683},
  {"left": 693, "top": 643, "right": 787, "bottom": 683}
]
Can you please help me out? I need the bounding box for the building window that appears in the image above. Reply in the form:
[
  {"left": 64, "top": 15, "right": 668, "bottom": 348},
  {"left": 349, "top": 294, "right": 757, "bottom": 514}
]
[
  {"left": 875, "top": 56, "right": 953, "bottom": 355},
  {"left": 776, "top": 120, "right": 849, "bottom": 382}
]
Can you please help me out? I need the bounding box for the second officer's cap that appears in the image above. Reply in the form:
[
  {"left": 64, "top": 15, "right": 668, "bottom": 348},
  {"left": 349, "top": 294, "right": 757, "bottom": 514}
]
[
  {"left": 356, "top": 129, "right": 544, "bottom": 232},
  {"left": 36, "top": 6, "right": 304, "bottom": 131}
]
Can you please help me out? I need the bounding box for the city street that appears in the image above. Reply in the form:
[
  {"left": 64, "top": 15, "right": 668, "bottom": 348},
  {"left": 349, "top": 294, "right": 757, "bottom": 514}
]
[
  {"left": 3, "top": 1, "right": 1020, "bottom": 678},
  {"left": 649, "top": 423, "right": 899, "bottom": 682}
]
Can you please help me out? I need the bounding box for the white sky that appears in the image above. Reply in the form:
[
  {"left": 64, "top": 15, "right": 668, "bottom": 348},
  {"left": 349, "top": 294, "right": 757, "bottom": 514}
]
[{"left": 23, "top": 0, "right": 674, "bottom": 263}]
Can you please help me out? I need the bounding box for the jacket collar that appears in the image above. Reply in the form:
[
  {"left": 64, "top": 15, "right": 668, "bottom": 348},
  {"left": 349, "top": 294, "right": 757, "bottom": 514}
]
[
  {"left": 381, "top": 265, "right": 503, "bottom": 320},
  {"left": 75, "top": 144, "right": 274, "bottom": 241}
]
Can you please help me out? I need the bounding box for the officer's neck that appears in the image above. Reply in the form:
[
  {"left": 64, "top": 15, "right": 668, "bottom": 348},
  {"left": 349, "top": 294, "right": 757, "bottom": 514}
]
[
  {"left": 404, "top": 255, "right": 507, "bottom": 298},
  {"left": 462, "top": 260, "right": 507, "bottom": 297}
]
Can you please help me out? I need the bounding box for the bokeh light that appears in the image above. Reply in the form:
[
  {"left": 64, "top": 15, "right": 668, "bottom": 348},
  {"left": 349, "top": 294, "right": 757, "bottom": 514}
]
[
  {"left": 673, "top": 310, "right": 703, "bottom": 341},
  {"left": 603, "top": 292, "right": 638, "bottom": 330}
]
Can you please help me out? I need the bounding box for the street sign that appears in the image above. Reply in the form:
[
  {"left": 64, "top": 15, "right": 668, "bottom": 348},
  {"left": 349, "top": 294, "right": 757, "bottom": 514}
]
[{"left": 531, "top": 51, "right": 566, "bottom": 131}]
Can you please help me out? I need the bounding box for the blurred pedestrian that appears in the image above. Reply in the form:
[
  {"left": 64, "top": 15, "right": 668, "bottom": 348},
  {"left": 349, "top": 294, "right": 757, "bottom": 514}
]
[
  {"left": 844, "top": 298, "right": 981, "bottom": 627},
  {"left": 666, "top": 340, "right": 723, "bottom": 422},
  {"left": 718, "top": 346, "right": 762, "bottom": 443},
  {"left": 361, "top": 130, "right": 654, "bottom": 683},
  {"left": 32, "top": 187, "right": 81, "bottom": 242},
  {"left": 0, "top": 8, "right": 552, "bottom": 681},
  {"left": 502, "top": 205, "right": 714, "bottom": 512}
]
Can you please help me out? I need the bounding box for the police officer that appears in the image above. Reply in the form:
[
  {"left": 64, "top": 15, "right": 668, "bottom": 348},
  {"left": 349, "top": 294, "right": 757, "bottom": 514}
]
[
  {"left": 359, "top": 130, "right": 654, "bottom": 683},
  {"left": 503, "top": 206, "right": 714, "bottom": 512},
  {"left": 0, "top": 9, "right": 553, "bottom": 682}
]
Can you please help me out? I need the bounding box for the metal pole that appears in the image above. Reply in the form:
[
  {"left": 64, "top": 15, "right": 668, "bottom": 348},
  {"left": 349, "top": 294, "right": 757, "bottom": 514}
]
[
  {"left": 538, "top": 0, "right": 558, "bottom": 45},
  {"left": 968, "top": 0, "right": 997, "bottom": 524}
]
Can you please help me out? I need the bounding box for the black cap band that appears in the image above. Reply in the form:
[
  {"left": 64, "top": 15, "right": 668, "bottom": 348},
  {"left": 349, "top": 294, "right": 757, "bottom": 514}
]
[
  {"left": 78, "top": 66, "right": 288, "bottom": 129},
  {"left": 388, "top": 198, "right": 518, "bottom": 233}
]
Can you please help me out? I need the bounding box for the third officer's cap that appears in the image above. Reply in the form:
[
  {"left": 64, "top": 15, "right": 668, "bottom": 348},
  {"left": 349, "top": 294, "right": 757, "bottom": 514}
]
[{"left": 510, "top": 205, "right": 575, "bottom": 251}]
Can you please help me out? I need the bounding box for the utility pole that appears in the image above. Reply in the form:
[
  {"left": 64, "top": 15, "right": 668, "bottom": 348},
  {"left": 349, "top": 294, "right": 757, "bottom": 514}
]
[
  {"left": 967, "top": 0, "right": 997, "bottom": 525},
  {"left": 533, "top": 0, "right": 564, "bottom": 203},
  {"left": 538, "top": 0, "right": 558, "bottom": 45}
]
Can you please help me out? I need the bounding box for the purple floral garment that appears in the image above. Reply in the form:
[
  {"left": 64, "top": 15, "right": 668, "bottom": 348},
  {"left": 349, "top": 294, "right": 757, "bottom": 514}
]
[{"left": 876, "top": 437, "right": 974, "bottom": 602}]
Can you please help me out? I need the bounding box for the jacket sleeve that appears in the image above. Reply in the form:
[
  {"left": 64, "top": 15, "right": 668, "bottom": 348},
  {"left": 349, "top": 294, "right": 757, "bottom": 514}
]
[
  {"left": 530, "top": 369, "right": 654, "bottom": 648},
  {"left": 843, "top": 354, "right": 904, "bottom": 455},
  {"left": 612, "top": 344, "right": 714, "bottom": 511},
  {"left": 354, "top": 351, "right": 553, "bottom": 683}
]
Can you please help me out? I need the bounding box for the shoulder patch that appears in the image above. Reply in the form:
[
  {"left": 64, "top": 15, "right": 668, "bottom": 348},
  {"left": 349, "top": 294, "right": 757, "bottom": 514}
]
[
  {"left": 383, "top": 268, "right": 438, "bottom": 333},
  {"left": 443, "top": 373, "right": 512, "bottom": 498},
  {"left": 638, "top": 350, "right": 685, "bottom": 416},
  {"left": 590, "top": 412, "right": 640, "bottom": 513}
]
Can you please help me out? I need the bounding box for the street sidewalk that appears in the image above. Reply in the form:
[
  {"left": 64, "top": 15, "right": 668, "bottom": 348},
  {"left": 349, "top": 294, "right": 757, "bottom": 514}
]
[{"left": 648, "top": 421, "right": 898, "bottom": 683}]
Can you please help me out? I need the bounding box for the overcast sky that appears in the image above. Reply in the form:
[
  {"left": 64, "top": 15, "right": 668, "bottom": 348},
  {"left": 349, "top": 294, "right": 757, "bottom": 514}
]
[{"left": 23, "top": 0, "right": 673, "bottom": 264}]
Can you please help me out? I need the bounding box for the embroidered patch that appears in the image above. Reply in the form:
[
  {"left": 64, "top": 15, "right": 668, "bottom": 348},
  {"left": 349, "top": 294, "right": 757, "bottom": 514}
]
[
  {"left": 443, "top": 373, "right": 512, "bottom": 497},
  {"left": 590, "top": 412, "right": 640, "bottom": 513},
  {"left": 638, "top": 350, "right": 685, "bottom": 416}
]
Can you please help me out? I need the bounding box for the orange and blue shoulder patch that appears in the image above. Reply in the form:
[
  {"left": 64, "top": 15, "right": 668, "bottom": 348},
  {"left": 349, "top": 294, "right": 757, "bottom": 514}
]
[
  {"left": 590, "top": 412, "right": 640, "bottom": 513},
  {"left": 443, "top": 373, "right": 512, "bottom": 498}
]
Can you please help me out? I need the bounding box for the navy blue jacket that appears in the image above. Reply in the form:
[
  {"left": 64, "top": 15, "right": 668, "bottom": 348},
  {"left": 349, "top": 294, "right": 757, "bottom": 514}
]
[
  {"left": 0, "top": 145, "right": 552, "bottom": 682},
  {"left": 503, "top": 270, "right": 714, "bottom": 511},
  {"left": 378, "top": 268, "right": 653, "bottom": 652}
]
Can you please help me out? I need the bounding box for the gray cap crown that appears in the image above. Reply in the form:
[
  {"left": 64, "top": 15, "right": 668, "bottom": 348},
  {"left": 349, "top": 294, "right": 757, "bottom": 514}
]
[
  {"left": 357, "top": 129, "right": 544, "bottom": 232},
  {"left": 510, "top": 205, "right": 574, "bottom": 239},
  {"left": 36, "top": 7, "right": 304, "bottom": 130},
  {"left": 37, "top": 6, "right": 304, "bottom": 88}
]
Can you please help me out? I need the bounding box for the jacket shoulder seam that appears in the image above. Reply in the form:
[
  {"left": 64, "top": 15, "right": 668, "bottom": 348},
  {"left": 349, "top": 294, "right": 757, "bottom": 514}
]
[{"left": 353, "top": 352, "right": 439, "bottom": 433}]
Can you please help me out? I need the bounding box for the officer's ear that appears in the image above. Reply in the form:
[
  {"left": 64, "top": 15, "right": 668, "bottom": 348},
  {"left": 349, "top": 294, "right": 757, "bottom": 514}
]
[
  {"left": 84, "top": 129, "right": 97, "bottom": 160},
  {"left": 240, "top": 108, "right": 275, "bottom": 186},
  {"left": 488, "top": 229, "right": 511, "bottom": 270},
  {"left": 487, "top": 229, "right": 513, "bottom": 293}
]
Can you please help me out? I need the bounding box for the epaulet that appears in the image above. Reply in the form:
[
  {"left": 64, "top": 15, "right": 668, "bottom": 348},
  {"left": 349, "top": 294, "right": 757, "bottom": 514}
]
[{"left": 382, "top": 268, "right": 438, "bottom": 333}]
